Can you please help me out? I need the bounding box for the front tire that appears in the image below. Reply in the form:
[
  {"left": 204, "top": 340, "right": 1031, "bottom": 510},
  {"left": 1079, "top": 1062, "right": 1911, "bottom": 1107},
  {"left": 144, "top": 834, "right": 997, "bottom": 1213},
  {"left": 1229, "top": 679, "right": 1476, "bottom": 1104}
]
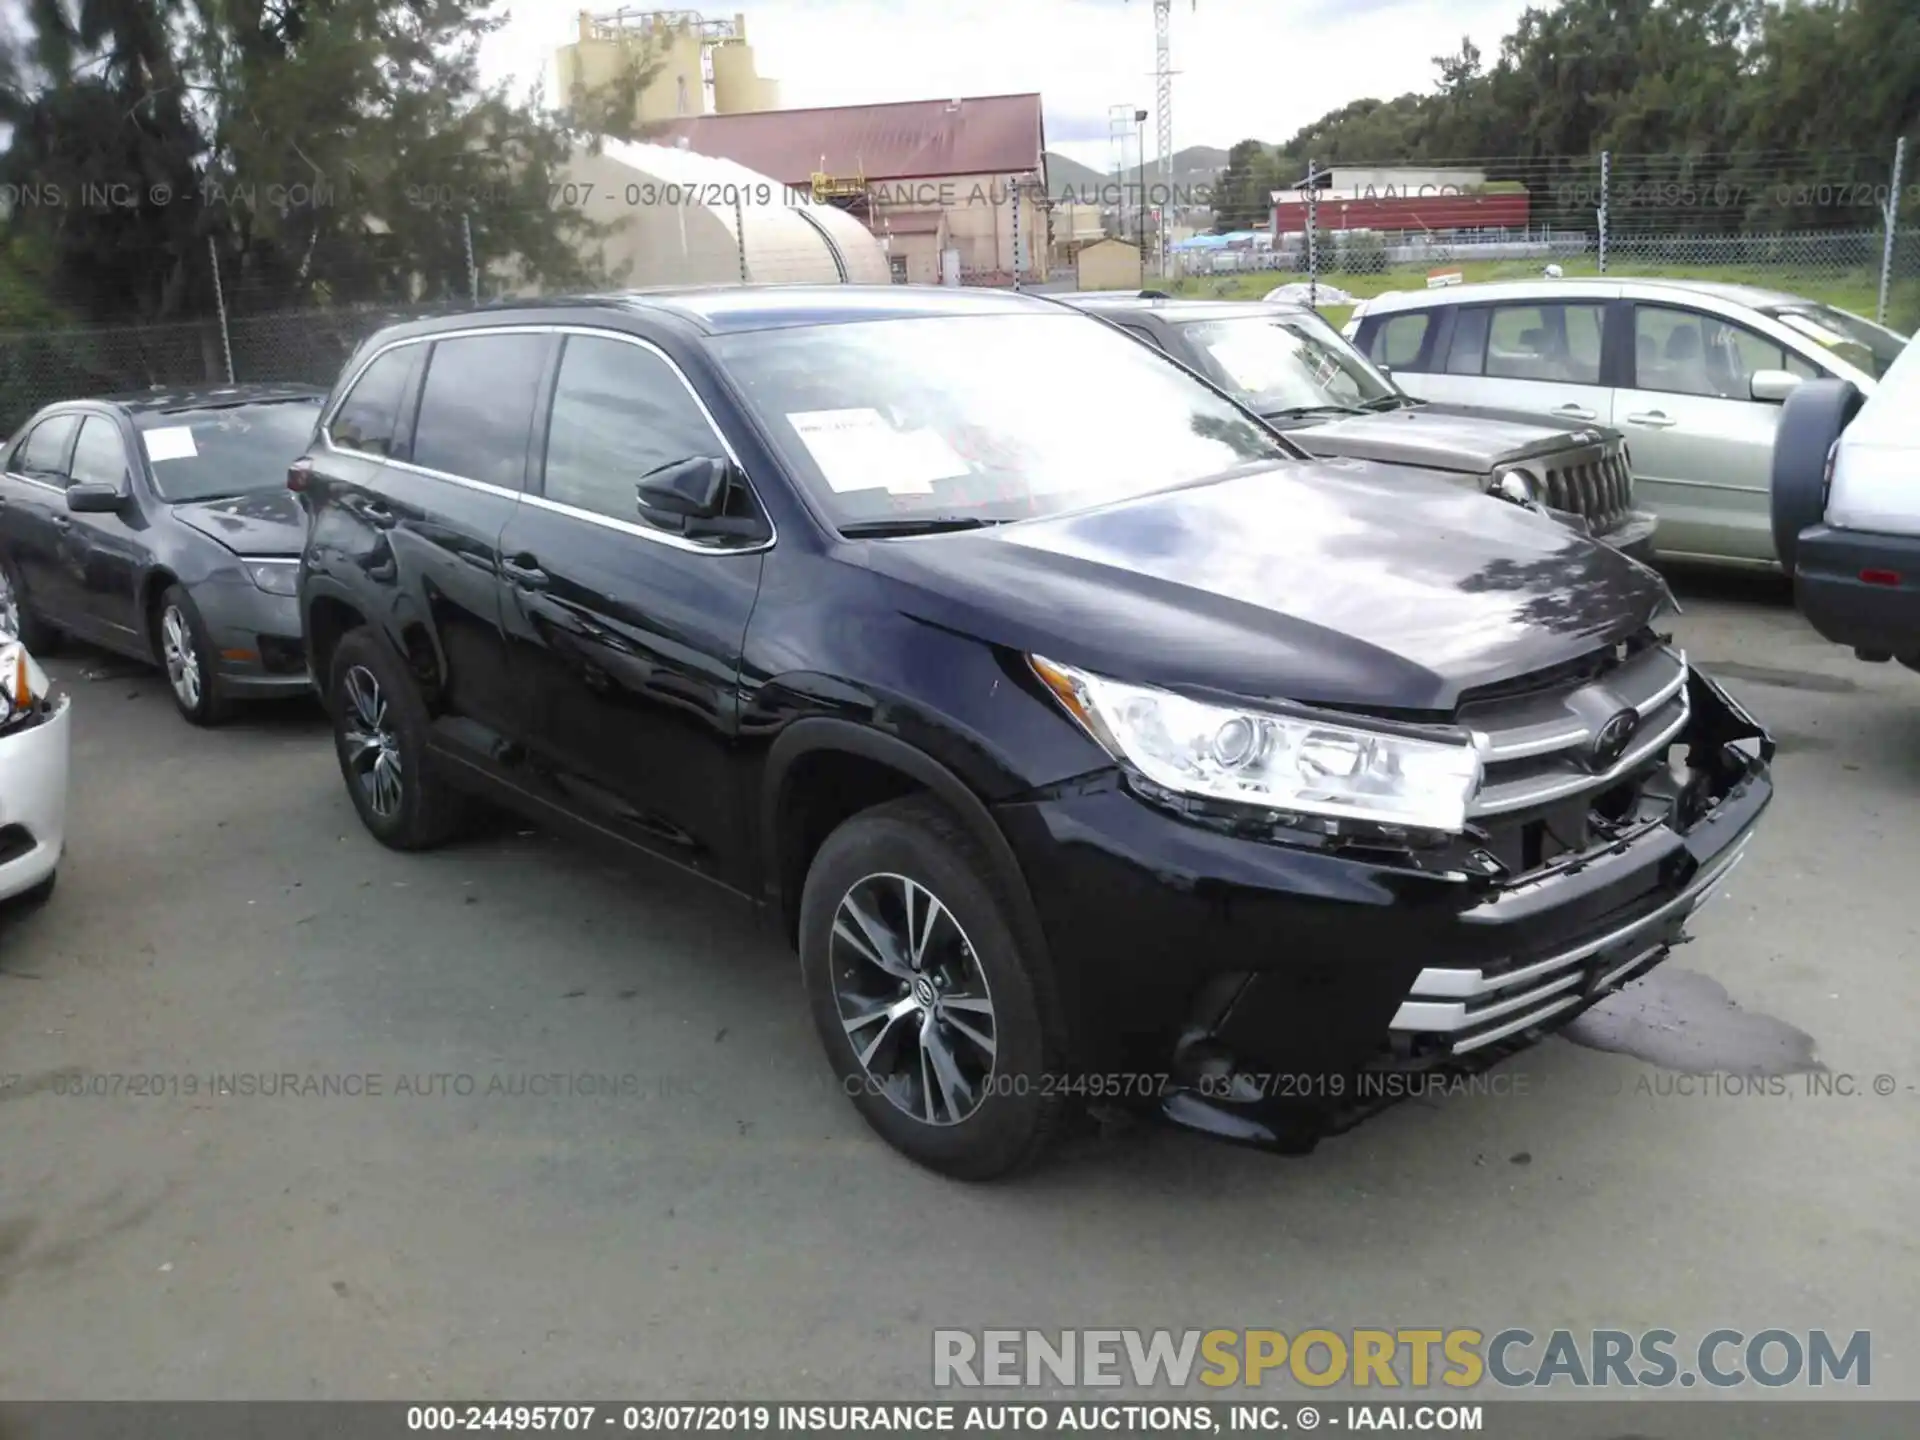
[
  {"left": 155, "top": 585, "right": 230, "bottom": 726},
  {"left": 798, "top": 795, "right": 1070, "bottom": 1181},
  {"left": 327, "top": 628, "right": 470, "bottom": 851}
]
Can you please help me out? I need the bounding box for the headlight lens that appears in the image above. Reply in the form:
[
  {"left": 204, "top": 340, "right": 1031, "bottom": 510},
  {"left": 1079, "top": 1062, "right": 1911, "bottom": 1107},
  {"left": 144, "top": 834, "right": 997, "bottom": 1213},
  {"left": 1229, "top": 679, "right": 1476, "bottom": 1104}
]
[
  {"left": 245, "top": 560, "right": 299, "bottom": 597},
  {"left": 1031, "top": 656, "right": 1482, "bottom": 834},
  {"left": 0, "top": 642, "right": 42, "bottom": 731},
  {"left": 1491, "top": 469, "right": 1538, "bottom": 509}
]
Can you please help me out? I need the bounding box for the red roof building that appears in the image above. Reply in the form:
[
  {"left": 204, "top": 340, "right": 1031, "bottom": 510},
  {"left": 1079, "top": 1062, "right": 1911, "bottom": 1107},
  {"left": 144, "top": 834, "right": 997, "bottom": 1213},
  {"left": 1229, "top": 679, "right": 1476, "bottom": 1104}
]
[
  {"left": 654, "top": 94, "right": 1050, "bottom": 286},
  {"left": 651, "top": 93, "right": 1047, "bottom": 186}
]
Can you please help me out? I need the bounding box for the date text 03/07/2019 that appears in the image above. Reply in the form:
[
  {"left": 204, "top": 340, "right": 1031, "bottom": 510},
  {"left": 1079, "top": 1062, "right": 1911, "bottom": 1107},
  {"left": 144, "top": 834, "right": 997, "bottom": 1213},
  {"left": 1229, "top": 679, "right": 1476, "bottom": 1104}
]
[{"left": 401, "top": 1402, "right": 1480, "bottom": 1433}]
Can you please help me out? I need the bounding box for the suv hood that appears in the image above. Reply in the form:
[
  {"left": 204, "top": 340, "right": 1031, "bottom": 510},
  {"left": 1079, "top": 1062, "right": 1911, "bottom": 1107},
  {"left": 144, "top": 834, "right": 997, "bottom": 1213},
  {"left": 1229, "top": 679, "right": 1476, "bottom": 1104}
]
[
  {"left": 866, "top": 461, "right": 1671, "bottom": 714},
  {"left": 171, "top": 489, "right": 305, "bottom": 557},
  {"left": 1288, "top": 408, "right": 1610, "bottom": 474}
]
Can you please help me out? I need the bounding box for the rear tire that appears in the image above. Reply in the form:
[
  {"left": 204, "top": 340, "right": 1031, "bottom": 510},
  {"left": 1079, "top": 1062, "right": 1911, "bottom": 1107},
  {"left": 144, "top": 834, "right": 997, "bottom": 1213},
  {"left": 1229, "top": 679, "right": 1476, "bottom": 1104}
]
[
  {"left": 1771, "top": 379, "right": 1864, "bottom": 574},
  {"left": 0, "top": 553, "right": 60, "bottom": 654},
  {"left": 327, "top": 627, "right": 470, "bottom": 851},
  {"left": 798, "top": 794, "right": 1070, "bottom": 1181}
]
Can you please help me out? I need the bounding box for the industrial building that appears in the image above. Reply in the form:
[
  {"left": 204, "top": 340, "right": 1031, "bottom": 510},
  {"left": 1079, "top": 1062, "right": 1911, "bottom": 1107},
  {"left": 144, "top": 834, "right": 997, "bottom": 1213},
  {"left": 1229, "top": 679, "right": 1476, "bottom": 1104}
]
[
  {"left": 556, "top": 9, "right": 780, "bottom": 121},
  {"left": 648, "top": 94, "right": 1048, "bottom": 285}
]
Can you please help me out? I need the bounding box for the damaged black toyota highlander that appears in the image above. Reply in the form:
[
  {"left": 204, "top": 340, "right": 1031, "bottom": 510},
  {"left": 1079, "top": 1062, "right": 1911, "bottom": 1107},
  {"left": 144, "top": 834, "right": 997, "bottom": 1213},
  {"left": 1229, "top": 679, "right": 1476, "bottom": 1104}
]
[{"left": 296, "top": 287, "right": 1773, "bottom": 1182}]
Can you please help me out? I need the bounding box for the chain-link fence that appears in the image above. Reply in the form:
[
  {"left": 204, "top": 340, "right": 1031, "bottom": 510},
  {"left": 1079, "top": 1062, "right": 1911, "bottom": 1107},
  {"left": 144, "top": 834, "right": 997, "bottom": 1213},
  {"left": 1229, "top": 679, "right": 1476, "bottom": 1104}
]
[{"left": 1169, "top": 144, "right": 1919, "bottom": 333}]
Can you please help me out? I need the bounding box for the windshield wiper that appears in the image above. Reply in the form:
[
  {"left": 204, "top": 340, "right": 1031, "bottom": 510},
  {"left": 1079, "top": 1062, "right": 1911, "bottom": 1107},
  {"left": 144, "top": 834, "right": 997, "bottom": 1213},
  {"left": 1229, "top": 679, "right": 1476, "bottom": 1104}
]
[
  {"left": 838, "top": 515, "right": 1011, "bottom": 539},
  {"left": 1262, "top": 403, "right": 1370, "bottom": 420},
  {"left": 1361, "top": 393, "right": 1424, "bottom": 410}
]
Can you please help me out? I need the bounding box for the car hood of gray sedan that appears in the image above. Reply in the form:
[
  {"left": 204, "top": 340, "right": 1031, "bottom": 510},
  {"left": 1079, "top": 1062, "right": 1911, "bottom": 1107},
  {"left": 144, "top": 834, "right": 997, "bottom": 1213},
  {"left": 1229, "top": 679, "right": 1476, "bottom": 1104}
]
[{"left": 171, "top": 489, "right": 305, "bottom": 557}]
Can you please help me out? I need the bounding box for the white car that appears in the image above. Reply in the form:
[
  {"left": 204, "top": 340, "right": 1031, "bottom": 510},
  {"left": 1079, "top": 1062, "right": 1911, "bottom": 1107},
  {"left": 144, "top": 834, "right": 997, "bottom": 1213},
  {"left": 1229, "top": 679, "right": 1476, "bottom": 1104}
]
[
  {"left": 1343, "top": 278, "right": 1908, "bottom": 567},
  {"left": 0, "top": 632, "right": 71, "bottom": 907},
  {"left": 1771, "top": 332, "right": 1920, "bottom": 669}
]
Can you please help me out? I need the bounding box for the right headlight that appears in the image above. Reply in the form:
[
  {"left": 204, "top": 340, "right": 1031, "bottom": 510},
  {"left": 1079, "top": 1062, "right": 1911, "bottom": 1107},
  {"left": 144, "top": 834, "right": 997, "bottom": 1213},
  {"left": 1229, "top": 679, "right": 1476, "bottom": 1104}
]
[
  {"left": 1030, "top": 656, "right": 1482, "bottom": 834},
  {"left": 1491, "top": 468, "right": 1539, "bottom": 510}
]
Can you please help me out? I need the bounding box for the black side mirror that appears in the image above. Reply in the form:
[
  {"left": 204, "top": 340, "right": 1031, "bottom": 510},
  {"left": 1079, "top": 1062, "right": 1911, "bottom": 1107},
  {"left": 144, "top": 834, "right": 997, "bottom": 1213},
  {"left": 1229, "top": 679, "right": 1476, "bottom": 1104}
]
[
  {"left": 67, "top": 481, "right": 126, "bottom": 514},
  {"left": 637, "top": 456, "right": 731, "bottom": 521}
]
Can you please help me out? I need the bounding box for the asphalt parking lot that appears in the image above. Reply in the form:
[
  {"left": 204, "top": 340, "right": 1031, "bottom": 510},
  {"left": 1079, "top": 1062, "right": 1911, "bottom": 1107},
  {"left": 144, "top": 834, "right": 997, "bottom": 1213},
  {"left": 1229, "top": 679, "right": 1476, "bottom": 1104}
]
[{"left": 2, "top": 572, "right": 1917, "bottom": 1401}]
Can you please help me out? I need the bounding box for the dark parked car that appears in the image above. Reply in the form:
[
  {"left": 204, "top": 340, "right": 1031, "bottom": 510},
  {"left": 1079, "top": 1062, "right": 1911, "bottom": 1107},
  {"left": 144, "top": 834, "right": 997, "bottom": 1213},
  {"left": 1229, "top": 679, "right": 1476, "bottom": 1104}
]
[
  {"left": 1061, "top": 294, "right": 1657, "bottom": 559},
  {"left": 0, "top": 385, "right": 326, "bottom": 723},
  {"left": 294, "top": 286, "right": 1773, "bottom": 1179}
]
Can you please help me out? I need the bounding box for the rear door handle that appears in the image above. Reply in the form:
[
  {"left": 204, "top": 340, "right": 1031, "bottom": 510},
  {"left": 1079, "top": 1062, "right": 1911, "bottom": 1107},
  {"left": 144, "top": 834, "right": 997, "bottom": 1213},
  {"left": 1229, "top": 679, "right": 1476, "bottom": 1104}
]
[
  {"left": 1553, "top": 404, "right": 1597, "bottom": 420},
  {"left": 501, "top": 556, "right": 549, "bottom": 590},
  {"left": 1625, "top": 411, "right": 1676, "bottom": 429}
]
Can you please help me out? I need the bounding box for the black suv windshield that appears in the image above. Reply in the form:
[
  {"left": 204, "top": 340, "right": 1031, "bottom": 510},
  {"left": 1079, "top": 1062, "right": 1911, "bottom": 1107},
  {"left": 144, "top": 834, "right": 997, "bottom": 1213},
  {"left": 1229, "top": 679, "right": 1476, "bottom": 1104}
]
[
  {"left": 1174, "top": 312, "right": 1399, "bottom": 415},
  {"left": 136, "top": 400, "right": 322, "bottom": 503},
  {"left": 712, "top": 313, "right": 1291, "bottom": 528},
  {"left": 1762, "top": 302, "right": 1908, "bottom": 380}
]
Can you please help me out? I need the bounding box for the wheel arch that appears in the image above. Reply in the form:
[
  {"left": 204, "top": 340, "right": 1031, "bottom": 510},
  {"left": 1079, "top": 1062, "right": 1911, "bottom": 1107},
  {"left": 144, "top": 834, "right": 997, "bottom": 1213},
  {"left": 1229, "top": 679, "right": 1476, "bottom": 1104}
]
[{"left": 760, "top": 718, "right": 1046, "bottom": 963}]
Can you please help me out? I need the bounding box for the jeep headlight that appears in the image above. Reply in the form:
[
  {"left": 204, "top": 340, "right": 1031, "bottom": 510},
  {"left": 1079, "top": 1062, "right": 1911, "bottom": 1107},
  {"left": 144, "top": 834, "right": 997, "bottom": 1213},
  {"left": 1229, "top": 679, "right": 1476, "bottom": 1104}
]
[
  {"left": 1031, "top": 656, "right": 1482, "bottom": 834},
  {"left": 1491, "top": 468, "right": 1539, "bottom": 509}
]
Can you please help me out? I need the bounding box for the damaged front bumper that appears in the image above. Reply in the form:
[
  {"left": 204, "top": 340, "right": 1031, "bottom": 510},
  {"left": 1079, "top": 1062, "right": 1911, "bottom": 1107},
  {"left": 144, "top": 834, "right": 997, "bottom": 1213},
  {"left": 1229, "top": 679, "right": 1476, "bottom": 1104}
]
[{"left": 996, "top": 665, "right": 1773, "bottom": 1154}]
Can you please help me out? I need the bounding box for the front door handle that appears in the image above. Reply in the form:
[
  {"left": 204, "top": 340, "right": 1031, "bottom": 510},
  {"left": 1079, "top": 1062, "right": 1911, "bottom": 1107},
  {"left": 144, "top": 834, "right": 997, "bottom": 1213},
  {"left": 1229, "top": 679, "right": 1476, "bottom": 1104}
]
[
  {"left": 1553, "top": 403, "right": 1597, "bottom": 420},
  {"left": 1626, "top": 411, "right": 1676, "bottom": 429},
  {"left": 502, "top": 555, "right": 549, "bottom": 591},
  {"left": 51, "top": 515, "right": 72, "bottom": 531},
  {"left": 362, "top": 501, "right": 398, "bottom": 530}
]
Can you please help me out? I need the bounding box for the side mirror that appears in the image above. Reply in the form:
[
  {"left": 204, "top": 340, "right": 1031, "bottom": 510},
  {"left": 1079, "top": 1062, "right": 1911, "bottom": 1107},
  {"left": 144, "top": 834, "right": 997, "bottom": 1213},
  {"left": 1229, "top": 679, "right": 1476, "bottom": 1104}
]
[
  {"left": 637, "top": 456, "right": 732, "bottom": 521},
  {"left": 66, "top": 481, "right": 126, "bottom": 514},
  {"left": 1750, "top": 369, "right": 1803, "bottom": 403}
]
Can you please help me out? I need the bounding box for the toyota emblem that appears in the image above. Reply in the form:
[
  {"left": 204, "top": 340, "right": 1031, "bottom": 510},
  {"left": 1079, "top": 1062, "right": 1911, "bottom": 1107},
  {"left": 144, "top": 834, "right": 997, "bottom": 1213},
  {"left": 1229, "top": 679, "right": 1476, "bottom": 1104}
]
[{"left": 1590, "top": 709, "right": 1640, "bottom": 770}]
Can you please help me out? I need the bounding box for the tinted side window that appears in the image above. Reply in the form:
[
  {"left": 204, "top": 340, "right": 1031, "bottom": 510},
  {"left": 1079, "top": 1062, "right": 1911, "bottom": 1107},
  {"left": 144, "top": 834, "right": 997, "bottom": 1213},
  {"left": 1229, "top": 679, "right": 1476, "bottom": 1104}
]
[
  {"left": 330, "top": 347, "right": 416, "bottom": 457},
  {"left": 17, "top": 414, "right": 80, "bottom": 477},
  {"left": 69, "top": 416, "right": 130, "bottom": 489},
  {"left": 412, "top": 334, "right": 551, "bottom": 491},
  {"left": 543, "top": 336, "right": 726, "bottom": 526},
  {"left": 1486, "top": 303, "right": 1605, "bottom": 384},
  {"left": 1370, "top": 313, "right": 1430, "bottom": 371},
  {"left": 1445, "top": 308, "right": 1491, "bottom": 374}
]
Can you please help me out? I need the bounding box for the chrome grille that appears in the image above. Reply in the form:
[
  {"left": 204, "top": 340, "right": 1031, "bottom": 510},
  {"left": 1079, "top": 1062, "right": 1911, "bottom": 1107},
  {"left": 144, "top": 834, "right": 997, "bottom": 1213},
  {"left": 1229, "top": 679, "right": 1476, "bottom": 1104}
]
[
  {"left": 1463, "top": 644, "right": 1690, "bottom": 818},
  {"left": 1540, "top": 441, "right": 1634, "bottom": 531}
]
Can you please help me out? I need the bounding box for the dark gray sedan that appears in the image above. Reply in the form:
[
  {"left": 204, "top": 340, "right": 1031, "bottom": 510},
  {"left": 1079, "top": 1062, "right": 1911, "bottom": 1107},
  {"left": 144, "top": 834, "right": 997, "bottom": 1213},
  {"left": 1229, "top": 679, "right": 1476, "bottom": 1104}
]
[{"left": 0, "top": 385, "right": 323, "bottom": 724}]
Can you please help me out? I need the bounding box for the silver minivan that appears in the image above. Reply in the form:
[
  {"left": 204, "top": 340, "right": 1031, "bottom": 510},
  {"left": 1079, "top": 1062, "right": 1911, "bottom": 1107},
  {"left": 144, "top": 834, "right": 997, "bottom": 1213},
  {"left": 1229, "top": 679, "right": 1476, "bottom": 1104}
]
[{"left": 1346, "top": 279, "right": 1907, "bottom": 568}]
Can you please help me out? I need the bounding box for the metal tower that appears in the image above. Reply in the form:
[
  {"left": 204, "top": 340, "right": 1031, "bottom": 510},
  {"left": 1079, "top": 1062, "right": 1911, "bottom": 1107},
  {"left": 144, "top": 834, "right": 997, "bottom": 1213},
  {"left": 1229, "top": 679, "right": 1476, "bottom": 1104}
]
[{"left": 1130, "top": 0, "right": 1189, "bottom": 276}]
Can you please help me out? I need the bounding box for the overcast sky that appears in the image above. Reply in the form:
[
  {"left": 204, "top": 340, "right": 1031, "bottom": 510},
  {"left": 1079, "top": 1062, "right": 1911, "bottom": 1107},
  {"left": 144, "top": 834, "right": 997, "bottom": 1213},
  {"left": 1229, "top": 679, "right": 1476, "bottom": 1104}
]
[{"left": 480, "top": 0, "right": 1535, "bottom": 170}]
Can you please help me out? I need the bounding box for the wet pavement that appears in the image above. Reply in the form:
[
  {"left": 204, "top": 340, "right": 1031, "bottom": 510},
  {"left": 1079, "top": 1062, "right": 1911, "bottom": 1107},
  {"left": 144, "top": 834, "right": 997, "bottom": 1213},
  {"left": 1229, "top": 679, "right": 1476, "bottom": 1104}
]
[{"left": 1, "top": 569, "right": 1917, "bottom": 1399}]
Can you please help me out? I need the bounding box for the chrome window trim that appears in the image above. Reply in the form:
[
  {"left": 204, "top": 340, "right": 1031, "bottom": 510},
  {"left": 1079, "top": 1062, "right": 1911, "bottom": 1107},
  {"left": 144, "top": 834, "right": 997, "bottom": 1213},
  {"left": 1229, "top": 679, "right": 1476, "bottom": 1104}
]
[
  {"left": 317, "top": 323, "right": 777, "bottom": 557},
  {"left": 240, "top": 555, "right": 299, "bottom": 565},
  {"left": 4, "top": 473, "right": 65, "bottom": 495}
]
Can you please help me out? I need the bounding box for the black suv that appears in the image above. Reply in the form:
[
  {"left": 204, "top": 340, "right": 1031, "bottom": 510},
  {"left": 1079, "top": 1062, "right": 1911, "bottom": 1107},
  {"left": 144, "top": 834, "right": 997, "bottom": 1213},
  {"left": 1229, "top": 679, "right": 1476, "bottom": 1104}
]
[
  {"left": 294, "top": 286, "right": 1773, "bottom": 1180},
  {"left": 1062, "top": 294, "right": 1656, "bottom": 559}
]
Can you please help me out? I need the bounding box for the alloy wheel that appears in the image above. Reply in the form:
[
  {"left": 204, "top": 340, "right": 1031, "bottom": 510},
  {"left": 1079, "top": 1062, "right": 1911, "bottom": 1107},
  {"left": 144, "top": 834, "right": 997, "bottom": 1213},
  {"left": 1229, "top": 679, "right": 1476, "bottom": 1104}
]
[
  {"left": 830, "top": 872, "right": 997, "bottom": 1126},
  {"left": 160, "top": 605, "right": 202, "bottom": 711},
  {"left": 0, "top": 568, "right": 19, "bottom": 639},
  {"left": 340, "top": 664, "right": 404, "bottom": 820}
]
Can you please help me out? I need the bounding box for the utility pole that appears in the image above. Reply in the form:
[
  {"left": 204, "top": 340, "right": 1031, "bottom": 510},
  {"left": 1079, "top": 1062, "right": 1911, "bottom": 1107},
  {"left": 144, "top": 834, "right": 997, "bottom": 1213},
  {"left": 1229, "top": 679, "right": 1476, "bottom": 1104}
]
[{"left": 1136, "top": 109, "right": 1149, "bottom": 273}]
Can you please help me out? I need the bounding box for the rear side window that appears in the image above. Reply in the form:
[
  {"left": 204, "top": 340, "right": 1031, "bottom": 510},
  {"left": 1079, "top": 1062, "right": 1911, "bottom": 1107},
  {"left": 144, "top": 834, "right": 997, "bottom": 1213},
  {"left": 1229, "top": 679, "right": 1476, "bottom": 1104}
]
[
  {"left": 412, "top": 334, "right": 551, "bottom": 491},
  {"left": 17, "top": 414, "right": 79, "bottom": 476},
  {"left": 1485, "top": 303, "right": 1605, "bottom": 384},
  {"left": 330, "top": 348, "right": 416, "bottom": 457},
  {"left": 1369, "top": 313, "right": 1430, "bottom": 371},
  {"left": 543, "top": 336, "right": 726, "bottom": 526},
  {"left": 69, "top": 416, "right": 129, "bottom": 489},
  {"left": 1119, "top": 323, "right": 1167, "bottom": 352}
]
